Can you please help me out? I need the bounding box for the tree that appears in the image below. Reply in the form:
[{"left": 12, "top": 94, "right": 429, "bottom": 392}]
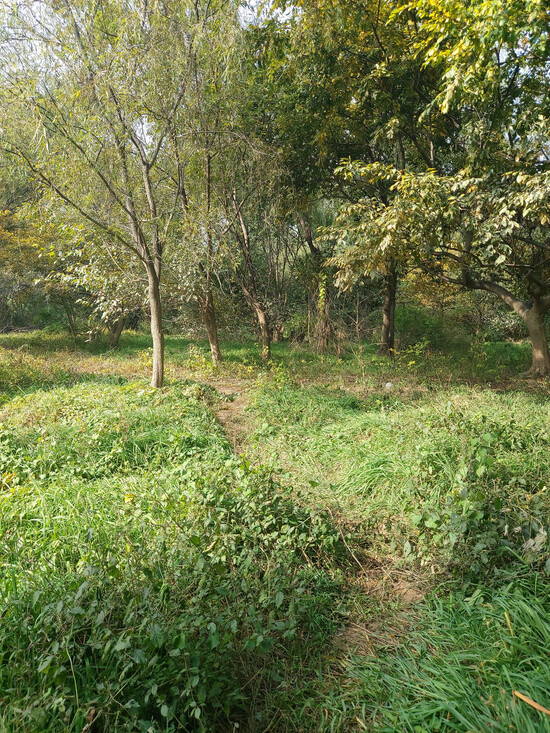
[
  {"left": 328, "top": 162, "right": 550, "bottom": 375},
  {"left": 249, "top": 0, "right": 449, "bottom": 355},
  {"left": 0, "top": 159, "right": 77, "bottom": 332},
  {"left": 54, "top": 238, "right": 145, "bottom": 346},
  {"left": 215, "top": 143, "right": 283, "bottom": 361},
  {"left": 324, "top": 0, "right": 550, "bottom": 374},
  {"left": 406, "top": 0, "right": 550, "bottom": 374},
  {"left": 0, "top": 0, "right": 243, "bottom": 385}
]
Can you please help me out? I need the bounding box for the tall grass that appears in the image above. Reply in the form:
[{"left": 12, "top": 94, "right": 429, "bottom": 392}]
[
  {"left": 1, "top": 330, "right": 549, "bottom": 732},
  {"left": 0, "top": 381, "right": 344, "bottom": 732},
  {"left": 248, "top": 382, "right": 550, "bottom": 571},
  {"left": 316, "top": 576, "right": 550, "bottom": 732},
  {"left": 244, "top": 376, "right": 550, "bottom": 731}
]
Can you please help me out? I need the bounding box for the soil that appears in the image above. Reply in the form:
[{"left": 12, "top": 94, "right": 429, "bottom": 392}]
[{"left": 209, "top": 377, "right": 253, "bottom": 451}]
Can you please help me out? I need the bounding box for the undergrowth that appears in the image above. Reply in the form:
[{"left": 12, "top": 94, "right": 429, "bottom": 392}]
[
  {"left": 0, "top": 382, "right": 345, "bottom": 732},
  {"left": 248, "top": 383, "right": 550, "bottom": 576},
  {"left": 244, "top": 378, "right": 550, "bottom": 731},
  {"left": 1, "top": 332, "right": 550, "bottom": 732}
]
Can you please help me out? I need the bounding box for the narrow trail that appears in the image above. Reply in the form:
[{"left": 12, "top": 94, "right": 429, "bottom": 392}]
[
  {"left": 204, "top": 372, "right": 429, "bottom": 659},
  {"left": 208, "top": 377, "right": 252, "bottom": 451}
]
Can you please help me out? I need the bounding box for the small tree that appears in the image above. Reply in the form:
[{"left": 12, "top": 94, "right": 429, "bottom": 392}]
[{"left": 0, "top": 0, "right": 242, "bottom": 385}]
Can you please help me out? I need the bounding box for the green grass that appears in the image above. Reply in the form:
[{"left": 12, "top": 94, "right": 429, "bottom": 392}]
[
  {"left": 323, "top": 576, "right": 550, "bottom": 732},
  {"left": 0, "top": 329, "right": 549, "bottom": 732},
  {"left": 0, "top": 380, "right": 345, "bottom": 732},
  {"left": 247, "top": 382, "right": 550, "bottom": 570},
  {"left": 0, "top": 324, "right": 534, "bottom": 387},
  {"left": 241, "top": 370, "right": 550, "bottom": 730}
]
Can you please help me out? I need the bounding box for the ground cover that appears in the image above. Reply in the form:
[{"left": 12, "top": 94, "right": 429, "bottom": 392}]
[
  {"left": 244, "top": 380, "right": 550, "bottom": 731},
  {"left": 0, "top": 376, "right": 345, "bottom": 732},
  {"left": 0, "top": 331, "right": 549, "bottom": 732}
]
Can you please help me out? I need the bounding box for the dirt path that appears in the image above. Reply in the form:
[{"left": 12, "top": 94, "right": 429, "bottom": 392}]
[{"left": 208, "top": 377, "right": 253, "bottom": 451}]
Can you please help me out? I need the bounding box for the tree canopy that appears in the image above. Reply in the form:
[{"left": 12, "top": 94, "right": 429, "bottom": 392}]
[{"left": 0, "top": 0, "right": 549, "bottom": 376}]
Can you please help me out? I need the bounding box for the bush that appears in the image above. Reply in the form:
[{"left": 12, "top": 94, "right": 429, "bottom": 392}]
[
  {"left": 395, "top": 305, "right": 471, "bottom": 352},
  {"left": 0, "top": 347, "right": 65, "bottom": 393}
]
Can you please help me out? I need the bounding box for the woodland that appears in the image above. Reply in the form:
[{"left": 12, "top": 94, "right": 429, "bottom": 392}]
[{"left": 0, "top": 0, "right": 550, "bottom": 731}]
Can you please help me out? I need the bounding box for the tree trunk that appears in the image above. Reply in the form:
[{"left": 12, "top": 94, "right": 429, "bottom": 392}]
[
  {"left": 273, "top": 321, "right": 284, "bottom": 342},
  {"left": 146, "top": 266, "right": 164, "bottom": 388},
  {"left": 254, "top": 301, "right": 272, "bottom": 362},
  {"left": 243, "top": 289, "right": 272, "bottom": 361},
  {"left": 299, "top": 216, "right": 331, "bottom": 350},
  {"left": 460, "top": 276, "right": 550, "bottom": 378},
  {"left": 109, "top": 316, "right": 125, "bottom": 348},
  {"left": 378, "top": 262, "right": 398, "bottom": 358},
  {"left": 62, "top": 301, "right": 78, "bottom": 340},
  {"left": 316, "top": 272, "right": 331, "bottom": 353},
  {"left": 523, "top": 302, "right": 550, "bottom": 376},
  {"left": 200, "top": 155, "right": 222, "bottom": 367},
  {"left": 307, "top": 292, "right": 313, "bottom": 342},
  {"left": 198, "top": 286, "right": 222, "bottom": 367}
]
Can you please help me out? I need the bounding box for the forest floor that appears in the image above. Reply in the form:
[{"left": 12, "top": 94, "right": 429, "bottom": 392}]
[{"left": 0, "top": 330, "right": 549, "bottom": 732}]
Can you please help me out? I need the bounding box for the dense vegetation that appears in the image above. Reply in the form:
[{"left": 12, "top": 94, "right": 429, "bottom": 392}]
[
  {"left": 0, "top": 331, "right": 548, "bottom": 731},
  {"left": 0, "top": 0, "right": 549, "bottom": 730}
]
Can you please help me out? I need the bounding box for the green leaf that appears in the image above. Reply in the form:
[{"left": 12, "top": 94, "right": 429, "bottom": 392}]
[
  {"left": 148, "top": 623, "right": 164, "bottom": 648},
  {"left": 207, "top": 633, "right": 220, "bottom": 650}
]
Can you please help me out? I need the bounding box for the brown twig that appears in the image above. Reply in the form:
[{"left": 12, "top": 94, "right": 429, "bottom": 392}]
[{"left": 513, "top": 691, "right": 550, "bottom": 716}]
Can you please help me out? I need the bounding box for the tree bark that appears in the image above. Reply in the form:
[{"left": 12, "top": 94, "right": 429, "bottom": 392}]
[
  {"left": 317, "top": 292, "right": 330, "bottom": 352},
  {"left": 523, "top": 301, "right": 550, "bottom": 376},
  {"left": 109, "top": 316, "right": 125, "bottom": 348},
  {"left": 257, "top": 305, "right": 272, "bottom": 362},
  {"left": 197, "top": 285, "right": 222, "bottom": 367},
  {"left": 246, "top": 292, "right": 271, "bottom": 361},
  {"left": 378, "top": 262, "right": 398, "bottom": 358},
  {"left": 146, "top": 266, "right": 164, "bottom": 388},
  {"left": 298, "top": 215, "right": 331, "bottom": 351}
]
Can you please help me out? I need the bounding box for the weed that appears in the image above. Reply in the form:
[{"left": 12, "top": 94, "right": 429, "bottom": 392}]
[
  {"left": 1, "top": 331, "right": 550, "bottom": 732},
  {"left": 0, "top": 380, "right": 344, "bottom": 732}
]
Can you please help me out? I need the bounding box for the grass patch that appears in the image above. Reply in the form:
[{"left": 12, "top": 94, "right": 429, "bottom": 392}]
[
  {"left": 320, "top": 575, "right": 550, "bottom": 732},
  {"left": 1, "top": 332, "right": 550, "bottom": 732},
  {"left": 242, "top": 376, "right": 550, "bottom": 731},
  {"left": 247, "top": 382, "right": 550, "bottom": 572},
  {"left": 0, "top": 381, "right": 345, "bottom": 732}
]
